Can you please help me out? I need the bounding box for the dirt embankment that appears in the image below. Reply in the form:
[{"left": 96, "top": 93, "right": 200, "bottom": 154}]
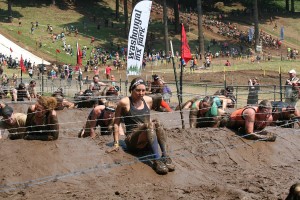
[{"left": 0, "top": 105, "right": 299, "bottom": 199}]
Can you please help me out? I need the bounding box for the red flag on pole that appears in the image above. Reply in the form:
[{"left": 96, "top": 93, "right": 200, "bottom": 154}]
[
  {"left": 20, "top": 55, "right": 26, "bottom": 72},
  {"left": 56, "top": 49, "right": 60, "bottom": 53},
  {"left": 181, "top": 24, "right": 192, "bottom": 63},
  {"left": 10, "top": 48, "right": 13, "bottom": 53},
  {"left": 77, "top": 42, "right": 82, "bottom": 65}
]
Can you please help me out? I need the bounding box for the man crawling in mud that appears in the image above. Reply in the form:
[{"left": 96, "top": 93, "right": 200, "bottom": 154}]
[
  {"left": 271, "top": 101, "right": 300, "bottom": 128},
  {"left": 78, "top": 101, "right": 117, "bottom": 138}
]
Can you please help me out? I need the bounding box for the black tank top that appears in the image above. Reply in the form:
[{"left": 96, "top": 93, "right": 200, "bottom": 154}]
[
  {"left": 123, "top": 97, "right": 150, "bottom": 134},
  {"left": 97, "top": 111, "right": 112, "bottom": 135},
  {"left": 15, "top": 89, "right": 27, "bottom": 101},
  {"left": 92, "top": 82, "right": 101, "bottom": 91}
]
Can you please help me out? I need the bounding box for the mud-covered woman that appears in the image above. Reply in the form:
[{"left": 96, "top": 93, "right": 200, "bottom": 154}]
[
  {"left": 24, "top": 96, "right": 59, "bottom": 141},
  {"left": 110, "top": 77, "right": 175, "bottom": 175}
]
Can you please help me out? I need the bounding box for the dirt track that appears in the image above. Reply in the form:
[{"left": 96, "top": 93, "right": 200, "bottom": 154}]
[{"left": 0, "top": 104, "right": 300, "bottom": 200}]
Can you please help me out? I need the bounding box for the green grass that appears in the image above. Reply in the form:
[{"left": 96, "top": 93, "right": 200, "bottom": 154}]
[
  {"left": 1, "top": 0, "right": 300, "bottom": 70},
  {"left": 273, "top": 0, "right": 300, "bottom": 12},
  {"left": 0, "top": 0, "right": 128, "bottom": 65}
]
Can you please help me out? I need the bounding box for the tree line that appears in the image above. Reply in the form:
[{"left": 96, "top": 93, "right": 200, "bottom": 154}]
[{"left": 5, "top": 0, "right": 295, "bottom": 58}]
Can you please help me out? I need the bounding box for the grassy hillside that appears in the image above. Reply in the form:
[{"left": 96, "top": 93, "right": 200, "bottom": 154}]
[{"left": 0, "top": 0, "right": 300, "bottom": 72}]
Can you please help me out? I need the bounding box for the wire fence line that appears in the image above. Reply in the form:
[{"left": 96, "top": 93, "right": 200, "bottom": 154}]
[
  {"left": 1, "top": 76, "right": 290, "bottom": 103},
  {"left": 1, "top": 119, "right": 299, "bottom": 193}
]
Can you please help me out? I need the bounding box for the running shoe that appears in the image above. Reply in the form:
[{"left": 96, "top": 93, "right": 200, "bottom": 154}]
[{"left": 152, "top": 160, "right": 168, "bottom": 175}]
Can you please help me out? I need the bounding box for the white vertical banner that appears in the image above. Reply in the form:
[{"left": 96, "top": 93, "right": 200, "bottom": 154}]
[{"left": 127, "top": 0, "right": 152, "bottom": 76}]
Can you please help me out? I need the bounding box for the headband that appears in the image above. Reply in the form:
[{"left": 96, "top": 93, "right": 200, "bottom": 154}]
[
  {"left": 105, "top": 107, "right": 115, "bottom": 112},
  {"left": 130, "top": 79, "right": 146, "bottom": 91}
]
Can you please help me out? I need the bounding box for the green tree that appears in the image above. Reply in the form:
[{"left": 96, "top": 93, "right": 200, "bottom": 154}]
[
  {"left": 116, "top": 0, "right": 119, "bottom": 20},
  {"left": 163, "top": 0, "right": 169, "bottom": 54},
  {"left": 197, "top": 0, "right": 204, "bottom": 57},
  {"left": 173, "top": 0, "right": 180, "bottom": 33},
  {"left": 124, "top": 0, "right": 128, "bottom": 37},
  {"left": 291, "top": 0, "right": 295, "bottom": 12},
  {"left": 132, "top": 0, "right": 137, "bottom": 13},
  {"left": 286, "top": 0, "right": 289, "bottom": 12},
  {"left": 7, "top": 0, "right": 12, "bottom": 23},
  {"left": 253, "top": 0, "right": 259, "bottom": 53}
]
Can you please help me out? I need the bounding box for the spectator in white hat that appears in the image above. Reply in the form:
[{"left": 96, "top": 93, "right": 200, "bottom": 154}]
[{"left": 285, "top": 69, "right": 300, "bottom": 106}]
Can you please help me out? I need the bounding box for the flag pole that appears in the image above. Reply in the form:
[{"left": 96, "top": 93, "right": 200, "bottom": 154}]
[
  {"left": 21, "top": 66, "right": 23, "bottom": 83},
  {"left": 180, "top": 23, "right": 183, "bottom": 104},
  {"left": 170, "top": 40, "right": 185, "bottom": 129},
  {"left": 279, "top": 66, "right": 282, "bottom": 101},
  {"left": 20, "top": 54, "right": 23, "bottom": 83}
]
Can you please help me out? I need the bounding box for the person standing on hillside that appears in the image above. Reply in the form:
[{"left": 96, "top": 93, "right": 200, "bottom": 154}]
[
  {"left": 247, "top": 77, "right": 260, "bottom": 105},
  {"left": 28, "top": 80, "right": 37, "bottom": 99},
  {"left": 285, "top": 69, "right": 300, "bottom": 107},
  {"left": 109, "top": 77, "right": 175, "bottom": 175},
  {"left": 105, "top": 65, "right": 112, "bottom": 80},
  {"left": 147, "top": 75, "right": 172, "bottom": 112}
]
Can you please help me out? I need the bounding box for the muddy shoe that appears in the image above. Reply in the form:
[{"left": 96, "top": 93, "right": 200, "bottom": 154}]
[
  {"left": 161, "top": 156, "right": 175, "bottom": 172},
  {"left": 152, "top": 160, "right": 168, "bottom": 175}
]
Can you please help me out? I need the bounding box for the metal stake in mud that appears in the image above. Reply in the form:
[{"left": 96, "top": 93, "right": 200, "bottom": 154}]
[
  {"left": 279, "top": 66, "right": 282, "bottom": 101},
  {"left": 170, "top": 40, "right": 185, "bottom": 129}
]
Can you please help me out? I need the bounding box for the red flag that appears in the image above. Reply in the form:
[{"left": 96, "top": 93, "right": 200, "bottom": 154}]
[
  {"left": 77, "top": 42, "right": 82, "bottom": 65},
  {"left": 56, "top": 49, "right": 60, "bottom": 53},
  {"left": 10, "top": 48, "right": 13, "bottom": 53},
  {"left": 20, "top": 55, "right": 26, "bottom": 72},
  {"left": 181, "top": 24, "right": 192, "bottom": 63}
]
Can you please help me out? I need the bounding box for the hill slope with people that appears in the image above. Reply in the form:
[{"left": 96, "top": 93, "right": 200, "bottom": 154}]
[{"left": 1, "top": 0, "right": 300, "bottom": 66}]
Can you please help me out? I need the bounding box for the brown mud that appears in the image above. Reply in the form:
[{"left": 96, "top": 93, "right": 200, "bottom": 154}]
[{"left": 0, "top": 104, "right": 299, "bottom": 200}]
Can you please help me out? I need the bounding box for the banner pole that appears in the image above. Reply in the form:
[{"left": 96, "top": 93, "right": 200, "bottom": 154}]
[
  {"left": 180, "top": 23, "right": 183, "bottom": 104},
  {"left": 279, "top": 66, "right": 282, "bottom": 101},
  {"left": 21, "top": 66, "right": 23, "bottom": 83},
  {"left": 170, "top": 40, "right": 185, "bottom": 129}
]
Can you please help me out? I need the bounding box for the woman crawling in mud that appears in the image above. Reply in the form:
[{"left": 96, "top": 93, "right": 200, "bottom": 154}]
[
  {"left": 24, "top": 96, "right": 59, "bottom": 141},
  {"left": 189, "top": 96, "right": 228, "bottom": 128},
  {"left": 109, "top": 77, "right": 175, "bottom": 175},
  {"left": 227, "top": 100, "right": 276, "bottom": 141}
]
